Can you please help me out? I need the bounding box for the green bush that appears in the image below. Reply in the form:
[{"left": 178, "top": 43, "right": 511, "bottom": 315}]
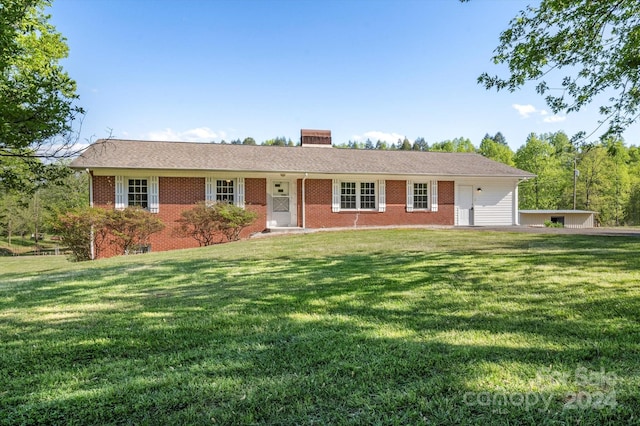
[
  {"left": 215, "top": 202, "right": 259, "bottom": 241},
  {"left": 107, "top": 207, "right": 165, "bottom": 255},
  {"left": 176, "top": 201, "right": 258, "bottom": 246},
  {"left": 544, "top": 220, "right": 564, "bottom": 228},
  {"left": 54, "top": 207, "right": 108, "bottom": 261},
  {"left": 55, "top": 207, "right": 164, "bottom": 260}
]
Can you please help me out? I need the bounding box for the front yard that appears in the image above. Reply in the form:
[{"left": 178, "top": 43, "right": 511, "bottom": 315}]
[{"left": 1, "top": 229, "right": 638, "bottom": 424}]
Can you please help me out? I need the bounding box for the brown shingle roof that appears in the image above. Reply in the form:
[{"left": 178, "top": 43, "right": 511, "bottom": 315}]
[{"left": 70, "top": 139, "right": 535, "bottom": 178}]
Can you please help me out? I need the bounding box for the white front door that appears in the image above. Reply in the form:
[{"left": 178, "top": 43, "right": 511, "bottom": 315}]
[
  {"left": 270, "top": 181, "right": 293, "bottom": 227},
  {"left": 458, "top": 185, "right": 473, "bottom": 226}
]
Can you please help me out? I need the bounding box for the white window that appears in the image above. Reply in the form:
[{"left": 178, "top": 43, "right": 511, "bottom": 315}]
[
  {"left": 360, "top": 182, "right": 376, "bottom": 209},
  {"left": 115, "top": 176, "right": 159, "bottom": 212},
  {"left": 337, "top": 181, "right": 377, "bottom": 210},
  {"left": 413, "top": 182, "right": 429, "bottom": 209},
  {"left": 205, "top": 177, "right": 245, "bottom": 207},
  {"left": 216, "top": 179, "right": 234, "bottom": 202},
  {"left": 340, "top": 182, "right": 356, "bottom": 209},
  {"left": 128, "top": 178, "right": 148, "bottom": 209},
  {"left": 406, "top": 180, "right": 437, "bottom": 213}
]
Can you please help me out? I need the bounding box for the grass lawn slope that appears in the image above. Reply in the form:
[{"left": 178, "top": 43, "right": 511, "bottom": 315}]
[{"left": 1, "top": 229, "right": 639, "bottom": 425}]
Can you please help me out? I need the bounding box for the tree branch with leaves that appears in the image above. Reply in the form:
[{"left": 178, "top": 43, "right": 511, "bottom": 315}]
[
  {"left": 477, "top": 0, "right": 640, "bottom": 139},
  {"left": 1, "top": 0, "right": 85, "bottom": 190}
]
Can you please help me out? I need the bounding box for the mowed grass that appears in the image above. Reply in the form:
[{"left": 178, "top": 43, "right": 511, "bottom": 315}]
[{"left": 1, "top": 229, "right": 639, "bottom": 425}]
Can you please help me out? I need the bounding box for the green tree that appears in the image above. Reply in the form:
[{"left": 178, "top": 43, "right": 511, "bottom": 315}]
[
  {"left": 263, "top": 137, "right": 287, "bottom": 146},
  {"left": 374, "top": 140, "right": 388, "bottom": 150},
  {"left": 242, "top": 137, "right": 256, "bottom": 145},
  {"left": 39, "top": 169, "right": 89, "bottom": 230},
  {"left": 1, "top": 0, "right": 83, "bottom": 190},
  {"left": 0, "top": 193, "right": 27, "bottom": 246},
  {"left": 364, "top": 139, "right": 374, "bottom": 150},
  {"left": 412, "top": 137, "right": 428, "bottom": 151},
  {"left": 576, "top": 145, "right": 615, "bottom": 223},
  {"left": 515, "top": 133, "right": 564, "bottom": 209},
  {"left": 430, "top": 137, "right": 476, "bottom": 153},
  {"left": 626, "top": 145, "right": 640, "bottom": 224},
  {"left": 544, "top": 131, "right": 575, "bottom": 207},
  {"left": 493, "top": 132, "right": 507, "bottom": 146},
  {"left": 400, "top": 138, "right": 412, "bottom": 150},
  {"left": 479, "top": 137, "right": 514, "bottom": 166},
  {"left": 603, "top": 138, "right": 631, "bottom": 225},
  {"left": 479, "top": 0, "right": 640, "bottom": 138}
]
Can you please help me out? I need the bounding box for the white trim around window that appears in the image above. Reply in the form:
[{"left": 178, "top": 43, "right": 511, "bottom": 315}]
[
  {"left": 406, "top": 180, "right": 437, "bottom": 212},
  {"left": 205, "top": 177, "right": 245, "bottom": 207},
  {"left": 331, "top": 179, "right": 380, "bottom": 212},
  {"left": 115, "top": 176, "right": 126, "bottom": 210},
  {"left": 114, "top": 176, "right": 159, "bottom": 213}
]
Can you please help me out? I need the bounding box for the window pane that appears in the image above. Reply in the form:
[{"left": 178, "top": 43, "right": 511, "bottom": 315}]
[
  {"left": 128, "top": 179, "right": 148, "bottom": 208},
  {"left": 360, "top": 182, "right": 376, "bottom": 209},
  {"left": 216, "top": 179, "right": 235, "bottom": 202},
  {"left": 414, "top": 183, "right": 429, "bottom": 209},
  {"left": 340, "top": 182, "right": 356, "bottom": 209}
]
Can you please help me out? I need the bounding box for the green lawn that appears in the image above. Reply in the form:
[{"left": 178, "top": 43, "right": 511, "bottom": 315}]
[
  {"left": 0, "top": 235, "right": 62, "bottom": 256},
  {"left": 1, "top": 229, "right": 639, "bottom": 425}
]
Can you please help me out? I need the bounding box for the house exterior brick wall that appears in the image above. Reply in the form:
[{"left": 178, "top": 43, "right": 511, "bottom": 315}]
[
  {"left": 91, "top": 175, "right": 267, "bottom": 258},
  {"left": 93, "top": 175, "right": 116, "bottom": 207},
  {"left": 76, "top": 138, "right": 529, "bottom": 258},
  {"left": 244, "top": 178, "right": 268, "bottom": 235},
  {"left": 298, "top": 179, "right": 454, "bottom": 228}
]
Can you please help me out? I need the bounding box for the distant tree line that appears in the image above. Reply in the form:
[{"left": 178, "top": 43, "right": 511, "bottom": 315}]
[
  {"left": 221, "top": 131, "right": 640, "bottom": 226},
  {"left": 221, "top": 137, "right": 295, "bottom": 146},
  {"left": 3, "top": 131, "right": 640, "bottom": 249}
]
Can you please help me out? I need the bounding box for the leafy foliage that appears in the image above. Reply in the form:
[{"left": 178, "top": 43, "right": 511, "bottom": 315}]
[
  {"left": 479, "top": 0, "right": 640, "bottom": 138},
  {"left": 543, "top": 219, "right": 563, "bottom": 228},
  {"left": 175, "top": 202, "right": 222, "bottom": 246},
  {"left": 54, "top": 207, "right": 108, "bottom": 261},
  {"left": 107, "top": 207, "right": 165, "bottom": 255},
  {"left": 515, "top": 133, "right": 566, "bottom": 209},
  {"left": 0, "top": 0, "right": 84, "bottom": 190},
  {"left": 176, "top": 201, "right": 258, "bottom": 246},
  {"left": 214, "top": 202, "right": 258, "bottom": 242},
  {"left": 429, "top": 137, "right": 476, "bottom": 152},
  {"left": 479, "top": 136, "right": 514, "bottom": 165},
  {"left": 0, "top": 168, "right": 88, "bottom": 248},
  {"left": 54, "top": 207, "right": 165, "bottom": 260}
]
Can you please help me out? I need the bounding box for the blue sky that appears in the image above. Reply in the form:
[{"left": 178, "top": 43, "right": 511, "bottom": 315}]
[{"left": 49, "top": 0, "right": 640, "bottom": 151}]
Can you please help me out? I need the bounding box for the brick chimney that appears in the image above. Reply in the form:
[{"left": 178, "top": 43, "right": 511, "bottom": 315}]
[{"left": 300, "top": 129, "right": 332, "bottom": 147}]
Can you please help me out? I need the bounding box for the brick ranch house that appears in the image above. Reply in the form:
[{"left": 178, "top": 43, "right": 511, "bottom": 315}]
[{"left": 71, "top": 130, "right": 534, "bottom": 257}]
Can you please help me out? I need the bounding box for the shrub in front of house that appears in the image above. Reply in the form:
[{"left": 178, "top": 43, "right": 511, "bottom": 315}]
[
  {"left": 55, "top": 207, "right": 165, "bottom": 260},
  {"left": 176, "top": 201, "right": 258, "bottom": 246},
  {"left": 107, "top": 207, "right": 165, "bottom": 255},
  {"left": 54, "top": 207, "right": 109, "bottom": 261}
]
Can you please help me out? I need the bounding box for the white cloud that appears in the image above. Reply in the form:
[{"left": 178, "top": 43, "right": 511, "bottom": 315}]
[
  {"left": 543, "top": 115, "right": 567, "bottom": 123},
  {"left": 351, "top": 130, "right": 405, "bottom": 143},
  {"left": 512, "top": 104, "right": 538, "bottom": 118},
  {"left": 146, "top": 127, "right": 225, "bottom": 142},
  {"left": 512, "top": 104, "right": 566, "bottom": 123}
]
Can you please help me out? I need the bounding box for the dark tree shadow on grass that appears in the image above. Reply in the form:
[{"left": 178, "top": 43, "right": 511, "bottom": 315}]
[{"left": 1, "top": 233, "right": 639, "bottom": 424}]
